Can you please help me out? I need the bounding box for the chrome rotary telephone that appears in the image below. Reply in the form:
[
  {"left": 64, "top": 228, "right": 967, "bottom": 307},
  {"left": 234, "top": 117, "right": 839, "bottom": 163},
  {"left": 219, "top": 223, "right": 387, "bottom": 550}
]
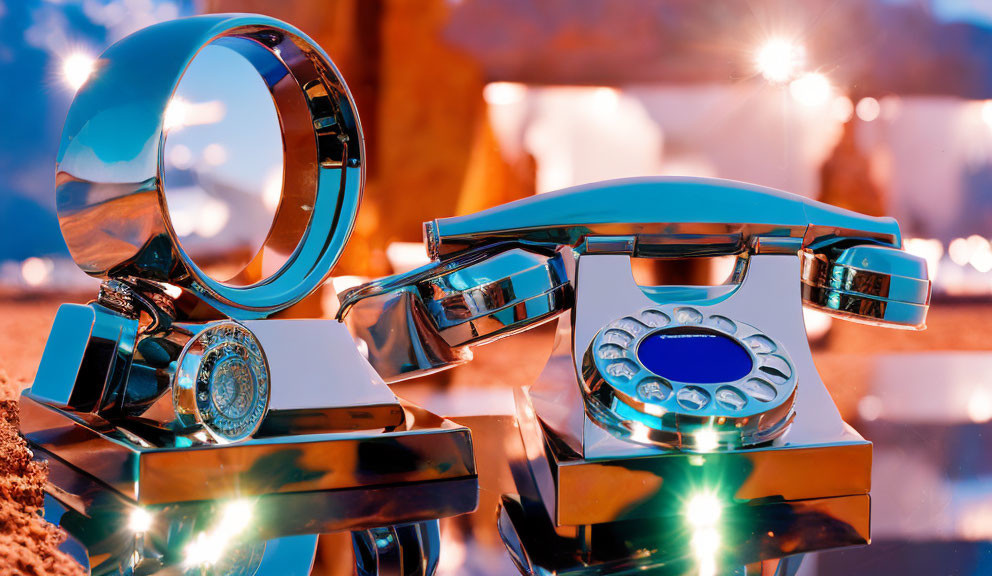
[{"left": 340, "top": 177, "right": 930, "bottom": 574}]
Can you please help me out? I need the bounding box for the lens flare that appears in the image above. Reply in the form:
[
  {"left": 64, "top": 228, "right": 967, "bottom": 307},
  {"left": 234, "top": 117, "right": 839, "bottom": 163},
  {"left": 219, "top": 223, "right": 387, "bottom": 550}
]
[
  {"left": 62, "top": 52, "right": 96, "bottom": 91},
  {"left": 755, "top": 38, "right": 805, "bottom": 83},
  {"left": 129, "top": 508, "right": 153, "bottom": 533}
]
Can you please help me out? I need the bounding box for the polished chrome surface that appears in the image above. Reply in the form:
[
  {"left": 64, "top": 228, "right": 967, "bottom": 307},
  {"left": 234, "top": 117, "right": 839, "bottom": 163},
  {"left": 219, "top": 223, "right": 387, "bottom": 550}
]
[
  {"left": 581, "top": 304, "right": 797, "bottom": 450},
  {"left": 424, "top": 176, "right": 902, "bottom": 259},
  {"left": 34, "top": 15, "right": 483, "bottom": 575},
  {"left": 56, "top": 14, "right": 364, "bottom": 318},
  {"left": 339, "top": 245, "right": 571, "bottom": 382},
  {"left": 353, "top": 521, "right": 441, "bottom": 576},
  {"left": 39, "top": 452, "right": 455, "bottom": 576},
  {"left": 21, "top": 393, "right": 475, "bottom": 506},
  {"left": 497, "top": 492, "right": 866, "bottom": 575},
  {"left": 800, "top": 244, "right": 931, "bottom": 329},
  {"left": 30, "top": 303, "right": 138, "bottom": 412}
]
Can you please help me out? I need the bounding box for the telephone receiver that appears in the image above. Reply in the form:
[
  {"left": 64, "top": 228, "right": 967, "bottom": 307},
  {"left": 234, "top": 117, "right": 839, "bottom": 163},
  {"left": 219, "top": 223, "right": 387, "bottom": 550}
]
[
  {"left": 340, "top": 175, "right": 931, "bottom": 573},
  {"left": 341, "top": 176, "right": 931, "bottom": 386}
]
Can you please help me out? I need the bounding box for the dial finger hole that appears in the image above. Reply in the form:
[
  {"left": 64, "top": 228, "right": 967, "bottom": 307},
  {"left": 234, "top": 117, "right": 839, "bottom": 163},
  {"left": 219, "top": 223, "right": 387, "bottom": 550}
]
[
  {"left": 740, "top": 378, "right": 777, "bottom": 402},
  {"left": 743, "top": 334, "right": 776, "bottom": 354},
  {"left": 676, "top": 386, "right": 711, "bottom": 410},
  {"left": 605, "top": 359, "right": 639, "bottom": 381},
  {"left": 707, "top": 315, "right": 737, "bottom": 333},
  {"left": 640, "top": 309, "right": 670, "bottom": 328},
  {"left": 597, "top": 343, "right": 625, "bottom": 360},
  {"left": 759, "top": 355, "right": 792, "bottom": 384},
  {"left": 715, "top": 386, "right": 747, "bottom": 410},
  {"left": 616, "top": 317, "right": 649, "bottom": 337},
  {"left": 603, "top": 328, "right": 634, "bottom": 347},
  {"left": 637, "top": 377, "right": 673, "bottom": 403},
  {"left": 674, "top": 306, "right": 703, "bottom": 324}
]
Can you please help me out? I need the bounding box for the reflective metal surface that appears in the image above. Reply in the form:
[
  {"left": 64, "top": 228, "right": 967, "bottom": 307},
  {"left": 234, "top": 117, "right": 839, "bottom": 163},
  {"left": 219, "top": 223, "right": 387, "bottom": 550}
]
[
  {"left": 423, "top": 176, "right": 903, "bottom": 259},
  {"left": 56, "top": 14, "right": 364, "bottom": 319},
  {"left": 800, "top": 244, "right": 930, "bottom": 329},
  {"left": 28, "top": 14, "right": 479, "bottom": 576},
  {"left": 581, "top": 304, "right": 797, "bottom": 449},
  {"left": 339, "top": 245, "right": 571, "bottom": 382},
  {"left": 341, "top": 176, "right": 930, "bottom": 574}
]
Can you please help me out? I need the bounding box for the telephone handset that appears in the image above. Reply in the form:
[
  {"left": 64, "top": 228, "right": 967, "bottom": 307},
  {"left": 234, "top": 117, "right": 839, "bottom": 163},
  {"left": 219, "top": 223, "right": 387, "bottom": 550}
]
[{"left": 341, "top": 176, "right": 930, "bottom": 390}]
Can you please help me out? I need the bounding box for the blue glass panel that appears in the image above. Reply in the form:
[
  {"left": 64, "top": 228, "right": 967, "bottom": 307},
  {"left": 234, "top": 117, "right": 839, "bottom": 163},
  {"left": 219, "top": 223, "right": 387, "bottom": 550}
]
[{"left": 637, "top": 327, "right": 752, "bottom": 383}]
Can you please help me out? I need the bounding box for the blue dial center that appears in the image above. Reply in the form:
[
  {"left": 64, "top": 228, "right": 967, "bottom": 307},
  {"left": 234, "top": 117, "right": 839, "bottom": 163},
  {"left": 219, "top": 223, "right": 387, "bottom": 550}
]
[{"left": 637, "top": 327, "right": 753, "bottom": 384}]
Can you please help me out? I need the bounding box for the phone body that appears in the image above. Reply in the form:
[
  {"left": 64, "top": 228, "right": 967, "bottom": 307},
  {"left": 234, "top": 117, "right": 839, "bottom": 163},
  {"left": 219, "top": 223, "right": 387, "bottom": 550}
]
[{"left": 340, "top": 176, "right": 931, "bottom": 574}]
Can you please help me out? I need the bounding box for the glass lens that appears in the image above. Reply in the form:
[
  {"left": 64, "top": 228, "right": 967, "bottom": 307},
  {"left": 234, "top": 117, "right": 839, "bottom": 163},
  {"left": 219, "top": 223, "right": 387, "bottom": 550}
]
[{"left": 163, "top": 42, "right": 284, "bottom": 284}]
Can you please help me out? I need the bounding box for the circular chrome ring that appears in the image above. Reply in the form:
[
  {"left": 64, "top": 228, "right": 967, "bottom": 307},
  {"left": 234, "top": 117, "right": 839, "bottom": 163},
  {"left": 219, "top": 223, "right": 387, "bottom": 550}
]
[
  {"left": 174, "top": 321, "right": 270, "bottom": 443},
  {"left": 56, "top": 14, "right": 364, "bottom": 318},
  {"left": 582, "top": 305, "right": 797, "bottom": 450}
]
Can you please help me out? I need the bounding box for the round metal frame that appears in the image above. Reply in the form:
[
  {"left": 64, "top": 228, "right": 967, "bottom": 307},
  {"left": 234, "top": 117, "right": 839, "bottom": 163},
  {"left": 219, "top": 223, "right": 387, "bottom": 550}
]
[{"left": 55, "top": 14, "right": 364, "bottom": 318}]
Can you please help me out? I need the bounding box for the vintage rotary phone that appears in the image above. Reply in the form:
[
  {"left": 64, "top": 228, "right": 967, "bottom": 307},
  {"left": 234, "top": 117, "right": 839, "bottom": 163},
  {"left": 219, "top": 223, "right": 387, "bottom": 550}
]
[
  {"left": 21, "top": 15, "right": 477, "bottom": 576},
  {"left": 339, "top": 177, "right": 930, "bottom": 574}
]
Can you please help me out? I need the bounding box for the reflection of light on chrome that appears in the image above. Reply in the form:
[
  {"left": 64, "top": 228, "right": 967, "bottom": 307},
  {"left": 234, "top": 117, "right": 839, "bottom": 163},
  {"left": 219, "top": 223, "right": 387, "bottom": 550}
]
[
  {"left": 185, "top": 499, "right": 254, "bottom": 568},
  {"left": 203, "top": 143, "right": 228, "bottom": 166},
  {"left": 164, "top": 98, "right": 189, "bottom": 132},
  {"left": 694, "top": 428, "right": 719, "bottom": 453},
  {"left": 803, "top": 307, "right": 833, "bottom": 340},
  {"left": 483, "top": 82, "right": 527, "bottom": 106},
  {"left": 967, "top": 389, "right": 992, "bottom": 423},
  {"left": 789, "top": 73, "right": 832, "bottom": 107},
  {"left": 686, "top": 493, "right": 722, "bottom": 528},
  {"left": 62, "top": 52, "right": 95, "bottom": 91},
  {"left": 262, "top": 168, "right": 282, "bottom": 211},
  {"left": 686, "top": 492, "right": 722, "bottom": 576},
  {"left": 904, "top": 238, "right": 943, "bottom": 282},
  {"left": 831, "top": 95, "right": 854, "bottom": 123},
  {"left": 218, "top": 499, "right": 253, "bottom": 533},
  {"left": 856, "top": 97, "right": 881, "bottom": 122},
  {"left": 21, "top": 257, "right": 52, "bottom": 287},
  {"left": 755, "top": 38, "right": 805, "bottom": 83},
  {"left": 129, "top": 507, "right": 153, "bottom": 533},
  {"left": 858, "top": 395, "right": 883, "bottom": 422},
  {"left": 164, "top": 98, "right": 226, "bottom": 132}
]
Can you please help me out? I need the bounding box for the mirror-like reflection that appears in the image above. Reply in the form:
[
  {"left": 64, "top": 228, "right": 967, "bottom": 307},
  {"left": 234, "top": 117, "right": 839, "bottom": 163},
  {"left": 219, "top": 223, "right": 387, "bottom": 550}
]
[{"left": 163, "top": 42, "right": 284, "bottom": 284}]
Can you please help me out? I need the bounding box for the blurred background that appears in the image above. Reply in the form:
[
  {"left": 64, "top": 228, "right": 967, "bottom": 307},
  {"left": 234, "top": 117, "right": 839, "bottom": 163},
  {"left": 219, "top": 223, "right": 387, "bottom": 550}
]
[{"left": 3, "top": 0, "right": 992, "bottom": 574}]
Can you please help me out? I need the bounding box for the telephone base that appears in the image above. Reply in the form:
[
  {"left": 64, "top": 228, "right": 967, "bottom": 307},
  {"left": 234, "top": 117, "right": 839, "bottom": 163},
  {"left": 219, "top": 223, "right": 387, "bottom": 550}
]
[
  {"left": 24, "top": 396, "right": 477, "bottom": 575},
  {"left": 497, "top": 492, "right": 867, "bottom": 575}
]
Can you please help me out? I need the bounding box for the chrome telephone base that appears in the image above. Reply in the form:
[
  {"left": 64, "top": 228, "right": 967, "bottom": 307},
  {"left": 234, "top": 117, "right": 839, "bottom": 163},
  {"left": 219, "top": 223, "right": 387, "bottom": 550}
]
[
  {"left": 23, "top": 396, "right": 476, "bottom": 576},
  {"left": 502, "top": 387, "right": 869, "bottom": 575},
  {"left": 497, "top": 493, "right": 849, "bottom": 576}
]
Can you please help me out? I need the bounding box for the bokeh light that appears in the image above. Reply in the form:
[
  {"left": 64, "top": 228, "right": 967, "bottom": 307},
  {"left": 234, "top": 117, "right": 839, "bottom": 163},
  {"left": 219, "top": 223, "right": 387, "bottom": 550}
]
[{"left": 856, "top": 97, "right": 881, "bottom": 122}]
